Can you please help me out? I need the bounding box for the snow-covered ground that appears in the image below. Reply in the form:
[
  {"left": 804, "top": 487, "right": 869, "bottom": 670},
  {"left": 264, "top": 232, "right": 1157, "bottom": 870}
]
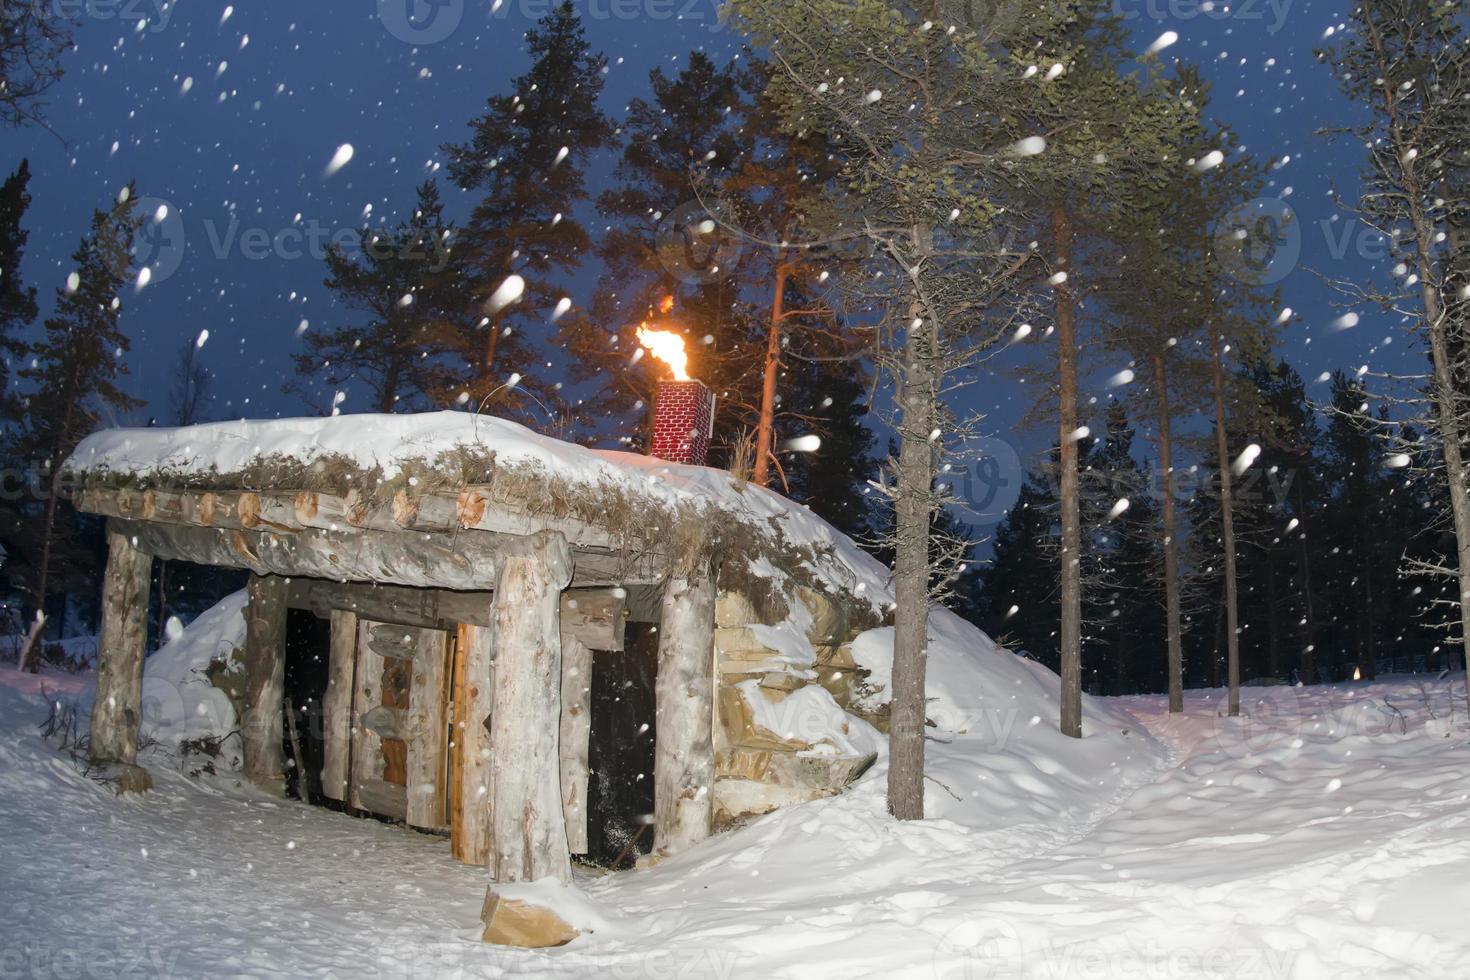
[{"left": 3, "top": 661, "right": 1469, "bottom": 978}]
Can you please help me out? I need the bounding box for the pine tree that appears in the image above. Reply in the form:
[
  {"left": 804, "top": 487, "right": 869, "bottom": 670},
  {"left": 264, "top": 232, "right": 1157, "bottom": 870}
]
[
  {"left": 14, "top": 186, "right": 144, "bottom": 669},
  {"left": 444, "top": 2, "right": 612, "bottom": 413},
  {"left": 291, "top": 181, "right": 468, "bottom": 414},
  {"left": 0, "top": 159, "right": 37, "bottom": 421}
]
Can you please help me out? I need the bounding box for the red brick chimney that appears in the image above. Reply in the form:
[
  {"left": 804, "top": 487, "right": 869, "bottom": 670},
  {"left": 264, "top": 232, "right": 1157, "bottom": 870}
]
[{"left": 651, "top": 379, "right": 716, "bottom": 466}]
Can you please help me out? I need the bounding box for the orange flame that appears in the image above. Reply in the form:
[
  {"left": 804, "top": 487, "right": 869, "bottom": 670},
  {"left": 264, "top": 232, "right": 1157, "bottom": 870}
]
[
  {"left": 658, "top": 294, "right": 675, "bottom": 315},
  {"left": 637, "top": 325, "right": 690, "bottom": 381}
]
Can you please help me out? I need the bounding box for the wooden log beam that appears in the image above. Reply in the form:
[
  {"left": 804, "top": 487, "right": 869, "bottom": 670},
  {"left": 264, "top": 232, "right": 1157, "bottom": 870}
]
[
  {"left": 653, "top": 546, "right": 718, "bottom": 857},
  {"left": 287, "top": 579, "right": 626, "bottom": 651},
  {"left": 90, "top": 527, "right": 154, "bottom": 767},
  {"left": 452, "top": 623, "right": 495, "bottom": 866},
  {"left": 320, "top": 610, "right": 357, "bottom": 802},
  {"left": 487, "top": 530, "right": 574, "bottom": 885},
  {"left": 241, "top": 574, "right": 290, "bottom": 796},
  {"left": 103, "top": 515, "right": 652, "bottom": 591},
  {"left": 560, "top": 636, "right": 592, "bottom": 856}
]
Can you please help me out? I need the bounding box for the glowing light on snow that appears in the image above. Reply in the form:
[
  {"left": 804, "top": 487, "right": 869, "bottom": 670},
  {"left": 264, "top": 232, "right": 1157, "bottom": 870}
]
[
  {"left": 1385, "top": 453, "right": 1412, "bottom": 469},
  {"left": 1107, "top": 368, "right": 1135, "bottom": 388},
  {"left": 1232, "top": 443, "right": 1262, "bottom": 476},
  {"left": 484, "top": 274, "right": 525, "bottom": 315},
  {"left": 1108, "top": 498, "right": 1131, "bottom": 520},
  {"left": 1145, "top": 31, "right": 1179, "bottom": 55},
  {"left": 1009, "top": 136, "right": 1047, "bottom": 157},
  {"left": 551, "top": 297, "right": 573, "bottom": 321},
  {"left": 637, "top": 326, "right": 690, "bottom": 381},
  {"left": 784, "top": 434, "right": 822, "bottom": 453},
  {"left": 164, "top": 616, "right": 185, "bottom": 643},
  {"left": 324, "top": 143, "right": 355, "bottom": 177}
]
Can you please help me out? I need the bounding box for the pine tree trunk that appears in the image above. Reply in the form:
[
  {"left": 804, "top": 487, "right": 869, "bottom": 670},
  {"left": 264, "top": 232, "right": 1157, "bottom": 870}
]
[
  {"left": 752, "top": 262, "right": 788, "bottom": 488},
  {"left": 1210, "top": 330, "right": 1241, "bottom": 716},
  {"left": 1292, "top": 479, "right": 1318, "bottom": 684},
  {"left": 888, "top": 308, "right": 936, "bottom": 821},
  {"left": 1053, "top": 204, "right": 1083, "bottom": 739},
  {"left": 1152, "top": 353, "right": 1184, "bottom": 713},
  {"left": 18, "top": 471, "right": 61, "bottom": 673}
]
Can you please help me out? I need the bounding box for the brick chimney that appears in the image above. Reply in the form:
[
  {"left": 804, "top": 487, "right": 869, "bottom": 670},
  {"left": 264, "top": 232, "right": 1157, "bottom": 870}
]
[{"left": 651, "top": 379, "right": 716, "bottom": 466}]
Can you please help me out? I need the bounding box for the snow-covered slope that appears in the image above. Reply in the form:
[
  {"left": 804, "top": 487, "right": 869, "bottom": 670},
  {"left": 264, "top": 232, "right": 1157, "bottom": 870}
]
[{"left": 141, "top": 591, "right": 247, "bottom": 770}]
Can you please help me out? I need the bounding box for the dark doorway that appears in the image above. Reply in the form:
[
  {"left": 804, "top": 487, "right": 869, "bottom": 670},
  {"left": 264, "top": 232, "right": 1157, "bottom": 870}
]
[
  {"left": 586, "top": 621, "right": 658, "bottom": 868},
  {"left": 283, "top": 608, "right": 331, "bottom": 805}
]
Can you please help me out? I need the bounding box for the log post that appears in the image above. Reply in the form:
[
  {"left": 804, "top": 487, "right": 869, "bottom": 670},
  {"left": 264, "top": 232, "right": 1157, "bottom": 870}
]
[
  {"left": 320, "top": 609, "right": 357, "bottom": 802},
  {"left": 487, "top": 530, "right": 573, "bottom": 885},
  {"left": 90, "top": 528, "right": 154, "bottom": 767},
  {"left": 406, "top": 628, "right": 450, "bottom": 830},
  {"left": 452, "top": 623, "right": 495, "bottom": 866},
  {"left": 653, "top": 545, "right": 718, "bottom": 857},
  {"left": 241, "top": 574, "right": 290, "bottom": 796},
  {"left": 559, "top": 636, "right": 592, "bottom": 856}
]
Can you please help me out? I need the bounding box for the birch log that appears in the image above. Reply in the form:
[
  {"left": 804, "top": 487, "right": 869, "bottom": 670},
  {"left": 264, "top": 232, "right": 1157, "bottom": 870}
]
[
  {"left": 559, "top": 636, "right": 592, "bottom": 855},
  {"left": 487, "top": 530, "right": 573, "bottom": 884},
  {"left": 241, "top": 574, "right": 289, "bottom": 795},
  {"left": 653, "top": 547, "right": 717, "bottom": 857},
  {"left": 406, "top": 627, "right": 450, "bottom": 830},
  {"left": 90, "top": 528, "right": 153, "bottom": 766},
  {"left": 453, "top": 623, "right": 495, "bottom": 867},
  {"left": 320, "top": 609, "right": 357, "bottom": 802}
]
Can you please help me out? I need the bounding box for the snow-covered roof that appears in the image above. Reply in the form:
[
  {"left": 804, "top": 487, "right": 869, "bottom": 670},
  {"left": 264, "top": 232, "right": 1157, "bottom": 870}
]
[{"left": 64, "top": 411, "right": 889, "bottom": 615}]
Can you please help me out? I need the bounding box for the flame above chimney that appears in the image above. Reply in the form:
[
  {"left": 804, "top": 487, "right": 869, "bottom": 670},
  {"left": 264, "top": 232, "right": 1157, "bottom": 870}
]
[{"left": 636, "top": 295, "right": 690, "bottom": 382}]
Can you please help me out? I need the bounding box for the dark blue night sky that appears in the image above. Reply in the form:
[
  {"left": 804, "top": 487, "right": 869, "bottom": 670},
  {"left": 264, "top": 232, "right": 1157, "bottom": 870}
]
[{"left": 3, "top": 0, "right": 1408, "bottom": 470}]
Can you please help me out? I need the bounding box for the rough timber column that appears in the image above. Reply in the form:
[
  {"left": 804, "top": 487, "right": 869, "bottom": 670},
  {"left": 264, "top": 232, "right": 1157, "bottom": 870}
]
[
  {"left": 487, "top": 530, "right": 573, "bottom": 884},
  {"left": 653, "top": 544, "right": 718, "bottom": 857},
  {"left": 241, "top": 573, "right": 290, "bottom": 796},
  {"left": 90, "top": 527, "right": 154, "bottom": 767}
]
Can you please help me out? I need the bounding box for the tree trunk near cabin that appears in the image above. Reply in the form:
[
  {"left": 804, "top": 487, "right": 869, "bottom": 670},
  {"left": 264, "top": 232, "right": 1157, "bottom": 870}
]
[
  {"left": 653, "top": 546, "right": 717, "bottom": 857},
  {"left": 1293, "top": 479, "right": 1318, "bottom": 684},
  {"left": 1153, "top": 353, "right": 1184, "bottom": 713},
  {"left": 889, "top": 311, "right": 937, "bottom": 820},
  {"left": 241, "top": 574, "right": 289, "bottom": 796},
  {"left": 752, "top": 262, "right": 788, "bottom": 488},
  {"left": 487, "top": 530, "right": 574, "bottom": 884},
  {"left": 17, "top": 472, "right": 62, "bottom": 673},
  {"left": 90, "top": 528, "right": 153, "bottom": 766},
  {"left": 1054, "top": 204, "right": 1083, "bottom": 739},
  {"left": 320, "top": 609, "right": 357, "bottom": 802},
  {"left": 1210, "top": 330, "right": 1242, "bottom": 716},
  {"left": 560, "top": 635, "right": 592, "bottom": 856}
]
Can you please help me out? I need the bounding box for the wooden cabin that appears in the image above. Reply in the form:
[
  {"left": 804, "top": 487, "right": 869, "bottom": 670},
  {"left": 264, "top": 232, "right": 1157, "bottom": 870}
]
[{"left": 66, "top": 413, "right": 884, "bottom": 933}]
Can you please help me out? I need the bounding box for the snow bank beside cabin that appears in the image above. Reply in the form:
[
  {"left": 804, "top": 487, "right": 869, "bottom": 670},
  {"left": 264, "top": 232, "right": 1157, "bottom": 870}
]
[{"left": 140, "top": 591, "right": 247, "bottom": 769}]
